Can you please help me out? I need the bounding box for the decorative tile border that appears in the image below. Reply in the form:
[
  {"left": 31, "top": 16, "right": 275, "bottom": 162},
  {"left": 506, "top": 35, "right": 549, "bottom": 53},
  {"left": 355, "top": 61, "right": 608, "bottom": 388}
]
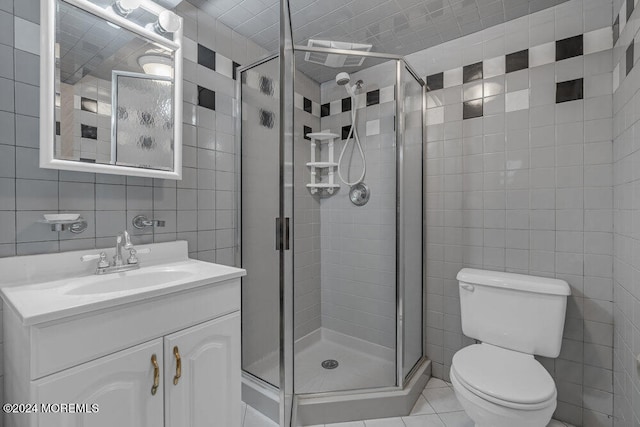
[
  {"left": 425, "top": 26, "right": 612, "bottom": 120},
  {"left": 188, "top": 40, "right": 244, "bottom": 112},
  {"left": 294, "top": 85, "right": 395, "bottom": 119}
]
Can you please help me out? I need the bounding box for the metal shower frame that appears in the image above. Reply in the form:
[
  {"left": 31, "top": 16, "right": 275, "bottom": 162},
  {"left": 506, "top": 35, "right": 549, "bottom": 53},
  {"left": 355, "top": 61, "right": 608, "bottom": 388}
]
[{"left": 235, "top": 1, "right": 427, "bottom": 424}]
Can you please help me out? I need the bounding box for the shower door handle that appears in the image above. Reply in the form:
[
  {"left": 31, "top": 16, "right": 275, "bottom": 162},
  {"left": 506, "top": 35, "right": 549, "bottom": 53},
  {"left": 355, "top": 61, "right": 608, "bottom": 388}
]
[
  {"left": 275, "top": 217, "right": 291, "bottom": 251},
  {"left": 276, "top": 218, "right": 282, "bottom": 250},
  {"left": 284, "top": 217, "right": 290, "bottom": 250}
]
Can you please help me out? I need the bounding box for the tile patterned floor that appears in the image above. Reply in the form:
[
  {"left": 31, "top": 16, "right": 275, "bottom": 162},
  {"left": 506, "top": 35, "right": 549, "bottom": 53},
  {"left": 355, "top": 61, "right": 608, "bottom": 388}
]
[{"left": 242, "top": 377, "right": 573, "bottom": 427}]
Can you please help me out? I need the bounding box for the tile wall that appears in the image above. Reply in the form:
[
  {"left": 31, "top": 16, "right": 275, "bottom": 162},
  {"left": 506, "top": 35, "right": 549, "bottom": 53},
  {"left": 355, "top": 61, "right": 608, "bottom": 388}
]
[
  {"left": 293, "top": 71, "right": 322, "bottom": 341},
  {"left": 0, "top": 0, "right": 268, "bottom": 411},
  {"left": 318, "top": 62, "right": 398, "bottom": 349},
  {"left": 611, "top": 0, "right": 640, "bottom": 425},
  {"left": 406, "top": 0, "right": 615, "bottom": 425}
]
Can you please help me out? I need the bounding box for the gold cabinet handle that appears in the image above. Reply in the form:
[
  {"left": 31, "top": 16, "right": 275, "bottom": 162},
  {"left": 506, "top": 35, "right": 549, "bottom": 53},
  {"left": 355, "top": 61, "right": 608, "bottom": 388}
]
[
  {"left": 151, "top": 354, "right": 160, "bottom": 396},
  {"left": 173, "top": 346, "right": 182, "bottom": 385}
]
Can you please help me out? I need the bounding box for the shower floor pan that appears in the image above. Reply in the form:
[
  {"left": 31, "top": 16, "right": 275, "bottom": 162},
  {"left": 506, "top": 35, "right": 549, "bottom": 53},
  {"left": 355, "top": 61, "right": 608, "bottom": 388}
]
[
  {"left": 245, "top": 328, "right": 394, "bottom": 394},
  {"left": 242, "top": 328, "right": 430, "bottom": 425}
]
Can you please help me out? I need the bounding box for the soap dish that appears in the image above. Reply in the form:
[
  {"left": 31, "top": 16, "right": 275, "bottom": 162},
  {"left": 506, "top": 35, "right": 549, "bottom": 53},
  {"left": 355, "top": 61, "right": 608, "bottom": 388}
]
[
  {"left": 39, "top": 214, "right": 88, "bottom": 233},
  {"left": 43, "top": 214, "right": 81, "bottom": 222}
]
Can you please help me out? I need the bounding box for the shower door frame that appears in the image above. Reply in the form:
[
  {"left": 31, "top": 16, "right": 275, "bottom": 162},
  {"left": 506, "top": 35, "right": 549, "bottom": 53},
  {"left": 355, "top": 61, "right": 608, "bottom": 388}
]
[
  {"left": 237, "top": 3, "right": 427, "bottom": 424},
  {"left": 288, "top": 44, "right": 428, "bottom": 393}
]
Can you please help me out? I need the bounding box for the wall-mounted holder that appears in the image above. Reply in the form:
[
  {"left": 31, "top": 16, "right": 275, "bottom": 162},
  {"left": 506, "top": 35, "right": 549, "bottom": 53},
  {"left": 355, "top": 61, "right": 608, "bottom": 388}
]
[
  {"left": 132, "top": 214, "right": 166, "bottom": 229},
  {"left": 40, "top": 214, "right": 88, "bottom": 234},
  {"left": 306, "top": 132, "right": 340, "bottom": 195}
]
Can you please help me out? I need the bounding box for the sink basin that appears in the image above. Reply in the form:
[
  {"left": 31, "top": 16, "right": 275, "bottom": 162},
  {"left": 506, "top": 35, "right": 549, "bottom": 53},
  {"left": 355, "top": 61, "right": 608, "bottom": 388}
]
[
  {"left": 63, "top": 267, "right": 194, "bottom": 295},
  {"left": 0, "top": 241, "right": 246, "bottom": 326}
]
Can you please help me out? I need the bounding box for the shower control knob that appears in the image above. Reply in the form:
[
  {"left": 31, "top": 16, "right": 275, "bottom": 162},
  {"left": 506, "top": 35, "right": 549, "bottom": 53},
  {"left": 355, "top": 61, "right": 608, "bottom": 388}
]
[{"left": 349, "top": 182, "right": 370, "bottom": 206}]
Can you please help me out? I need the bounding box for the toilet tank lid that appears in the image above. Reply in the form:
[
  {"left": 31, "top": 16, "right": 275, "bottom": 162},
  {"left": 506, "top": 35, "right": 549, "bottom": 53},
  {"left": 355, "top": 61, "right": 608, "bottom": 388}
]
[{"left": 457, "top": 268, "right": 571, "bottom": 296}]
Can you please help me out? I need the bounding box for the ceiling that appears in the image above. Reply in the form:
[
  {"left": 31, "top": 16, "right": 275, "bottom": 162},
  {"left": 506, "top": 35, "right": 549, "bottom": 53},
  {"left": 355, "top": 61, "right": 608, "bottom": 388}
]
[
  {"left": 58, "top": 0, "right": 174, "bottom": 85},
  {"left": 190, "top": 0, "right": 571, "bottom": 59}
]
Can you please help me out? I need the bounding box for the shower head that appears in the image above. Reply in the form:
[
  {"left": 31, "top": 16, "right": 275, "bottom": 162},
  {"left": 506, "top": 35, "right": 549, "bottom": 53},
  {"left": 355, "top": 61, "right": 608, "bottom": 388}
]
[
  {"left": 336, "top": 72, "right": 363, "bottom": 97},
  {"left": 336, "top": 72, "right": 351, "bottom": 86}
]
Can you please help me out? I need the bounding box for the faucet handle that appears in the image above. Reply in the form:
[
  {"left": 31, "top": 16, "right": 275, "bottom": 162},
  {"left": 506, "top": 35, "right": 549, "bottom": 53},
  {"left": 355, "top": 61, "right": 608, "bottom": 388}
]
[
  {"left": 127, "top": 248, "right": 150, "bottom": 265},
  {"left": 81, "top": 252, "right": 110, "bottom": 268}
]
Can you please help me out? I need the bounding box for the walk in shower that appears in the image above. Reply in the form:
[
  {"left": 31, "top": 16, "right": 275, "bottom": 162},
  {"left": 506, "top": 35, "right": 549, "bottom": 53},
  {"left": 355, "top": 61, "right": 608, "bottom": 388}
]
[{"left": 237, "top": 3, "right": 426, "bottom": 425}]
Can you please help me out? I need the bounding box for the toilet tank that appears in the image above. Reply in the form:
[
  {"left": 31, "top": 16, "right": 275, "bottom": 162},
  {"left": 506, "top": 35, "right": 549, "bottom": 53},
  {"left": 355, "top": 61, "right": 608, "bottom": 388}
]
[{"left": 457, "top": 268, "right": 571, "bottom": 358}]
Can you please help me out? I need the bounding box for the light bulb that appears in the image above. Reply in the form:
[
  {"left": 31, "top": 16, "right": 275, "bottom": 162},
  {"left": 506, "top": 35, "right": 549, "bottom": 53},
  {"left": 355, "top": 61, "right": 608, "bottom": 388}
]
[{"left": 156, "top": 10, "right": 181, "bottom": 33}]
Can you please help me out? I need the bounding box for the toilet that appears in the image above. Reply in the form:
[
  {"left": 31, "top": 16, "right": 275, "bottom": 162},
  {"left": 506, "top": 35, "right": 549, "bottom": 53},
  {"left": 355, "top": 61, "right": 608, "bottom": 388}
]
[{"left": 450, "top": 268, "right": 571, "bottom": 427}]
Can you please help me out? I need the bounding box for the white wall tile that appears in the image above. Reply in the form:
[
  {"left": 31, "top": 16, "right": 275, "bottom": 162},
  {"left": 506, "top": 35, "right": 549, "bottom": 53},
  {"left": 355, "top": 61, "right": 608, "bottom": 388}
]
[{"left": 505, "top": 89, "right": 530, "bottom": 112}]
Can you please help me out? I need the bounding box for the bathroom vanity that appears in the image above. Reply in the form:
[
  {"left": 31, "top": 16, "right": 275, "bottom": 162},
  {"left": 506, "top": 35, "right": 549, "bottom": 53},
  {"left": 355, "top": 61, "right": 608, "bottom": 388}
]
[{"left": 0, "top": 241, "right": 245, "bottom": 427}]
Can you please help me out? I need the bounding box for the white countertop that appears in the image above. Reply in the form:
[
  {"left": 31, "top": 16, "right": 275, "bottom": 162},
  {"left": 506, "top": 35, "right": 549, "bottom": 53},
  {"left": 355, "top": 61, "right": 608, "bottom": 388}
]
[{"left": 0, "top": 241, "right": 246, "bottom": 326}]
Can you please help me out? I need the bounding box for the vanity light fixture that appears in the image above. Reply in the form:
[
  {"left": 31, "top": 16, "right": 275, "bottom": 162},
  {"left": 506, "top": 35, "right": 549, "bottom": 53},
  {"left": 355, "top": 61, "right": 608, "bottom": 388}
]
[
  {"left": 138, "top": 54, "right": 173, "bottom": 77},
  {"left": 110, "top": 0, "right": 142, "bottom": 17},
  {"left": 105, "top": 0, "right": 141, "bottom": 28},
  {"left": 146, "top": 10, "right": 181, "bottom": 34}
]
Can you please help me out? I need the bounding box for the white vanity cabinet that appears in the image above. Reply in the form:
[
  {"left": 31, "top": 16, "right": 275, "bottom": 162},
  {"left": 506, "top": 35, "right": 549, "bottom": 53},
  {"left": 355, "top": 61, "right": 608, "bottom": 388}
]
[
  {"left": 29, "top": 311, "right": 240, "bottom": 427},
  {"left": 33, "top": 339, "right": 165, "bottom": 427},
  {"left": 164, "top": 313, "right": 240, "bottom": 427},
  {"left": 0, "top": 242, "right": 245, "bottom": 427}
]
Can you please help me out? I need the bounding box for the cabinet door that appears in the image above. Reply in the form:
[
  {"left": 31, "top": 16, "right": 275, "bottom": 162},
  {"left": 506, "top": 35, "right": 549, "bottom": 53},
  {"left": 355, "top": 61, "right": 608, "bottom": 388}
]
[
  {"left": 33, "top": 339, "right": 164, "bottom": 427},
  {"left": 164, "top": 312, "right": 241, "bottom": 427}
]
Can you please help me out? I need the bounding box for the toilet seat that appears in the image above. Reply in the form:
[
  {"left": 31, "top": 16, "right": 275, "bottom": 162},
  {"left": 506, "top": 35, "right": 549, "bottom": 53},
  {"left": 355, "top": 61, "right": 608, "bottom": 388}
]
[{"left": 451, "top": 344, "right": 556, "bottom": 411}]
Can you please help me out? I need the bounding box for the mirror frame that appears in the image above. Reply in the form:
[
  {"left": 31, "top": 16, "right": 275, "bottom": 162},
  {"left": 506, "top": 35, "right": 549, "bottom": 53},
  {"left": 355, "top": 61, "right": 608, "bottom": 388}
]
[{"left": 39, "top": 0, "right": 184, "bottom": 180}]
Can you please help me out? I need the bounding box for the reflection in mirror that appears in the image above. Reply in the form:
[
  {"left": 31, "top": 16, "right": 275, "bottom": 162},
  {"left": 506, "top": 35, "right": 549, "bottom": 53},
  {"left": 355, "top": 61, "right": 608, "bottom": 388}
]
[
  {"left": 55, "top": 0, "right": 175, "bottom": 167},
  {"left": 112, "top": 71, "right": 173, "bottom": 170}
]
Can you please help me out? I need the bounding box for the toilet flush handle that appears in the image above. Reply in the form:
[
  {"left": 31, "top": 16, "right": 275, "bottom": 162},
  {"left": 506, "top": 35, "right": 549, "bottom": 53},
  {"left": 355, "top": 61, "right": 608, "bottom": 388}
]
[{"left": 460, "top": 283, "right": 475, "bottom": 292}]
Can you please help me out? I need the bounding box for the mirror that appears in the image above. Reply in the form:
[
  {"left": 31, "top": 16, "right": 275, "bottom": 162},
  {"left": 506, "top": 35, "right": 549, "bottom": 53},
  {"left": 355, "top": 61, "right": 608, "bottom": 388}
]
[{"left": 40, "top": 0, "right": 183, "bottom": 179}]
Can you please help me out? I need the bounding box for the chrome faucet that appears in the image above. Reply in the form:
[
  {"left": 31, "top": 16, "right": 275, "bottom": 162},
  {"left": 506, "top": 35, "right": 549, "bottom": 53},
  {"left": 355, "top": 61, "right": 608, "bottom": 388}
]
[
  {"left": 81, "top": 231, "right": 150, "bottom": 275},
  {"left": 114, "top": 230, "right": 133, "bottom": 266}
]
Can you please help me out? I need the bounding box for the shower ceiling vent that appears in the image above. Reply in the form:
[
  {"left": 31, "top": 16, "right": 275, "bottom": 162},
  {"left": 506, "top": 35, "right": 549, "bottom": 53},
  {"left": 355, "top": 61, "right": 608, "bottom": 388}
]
[{"left": 304, "top": 40, "right": 372, "bottom": 68}]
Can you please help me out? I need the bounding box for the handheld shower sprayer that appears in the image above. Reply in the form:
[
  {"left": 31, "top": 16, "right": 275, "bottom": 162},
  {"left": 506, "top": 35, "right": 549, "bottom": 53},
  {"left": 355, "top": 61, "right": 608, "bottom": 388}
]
[
  {"left": 335, "top": 72, "right": 363, "bottom": 97},
  {"left": 334, "top": 72, "right": 366, "bottom": 187}
]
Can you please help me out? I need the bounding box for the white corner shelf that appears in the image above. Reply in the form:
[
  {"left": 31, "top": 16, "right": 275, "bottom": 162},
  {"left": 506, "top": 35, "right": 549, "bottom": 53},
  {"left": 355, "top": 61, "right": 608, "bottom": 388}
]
[
  {"left": 306, "top": 132, "right": 339, "bottom": 141},
  {"left": 306, "top": 162, "right": 338, "bottom": 168},
  {"left": 306, "top": 184, "right": 340, "bottom": 190},
  {"left": 306, "top": 133, "right": 340, "bottom": 195}
]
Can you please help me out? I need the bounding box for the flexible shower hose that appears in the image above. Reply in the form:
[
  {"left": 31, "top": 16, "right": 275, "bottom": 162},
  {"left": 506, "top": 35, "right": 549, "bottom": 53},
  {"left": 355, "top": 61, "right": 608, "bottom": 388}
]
[{"left": 337, "top": 94, "right": 366, "bottom": 186}]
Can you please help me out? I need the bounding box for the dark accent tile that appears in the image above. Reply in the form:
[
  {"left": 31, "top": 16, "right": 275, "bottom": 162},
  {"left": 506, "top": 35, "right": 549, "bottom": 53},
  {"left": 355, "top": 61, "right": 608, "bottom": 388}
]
[
  {"left": 81, "top": 124, "right": 97, "bottom": 139},
  {"left": 628, "top": 0, "right": 635, "bottom": 21},
  {"left": 303, "top": 97, "right": 312, "bottom": 114},
  {"left": 614, "top": 15, "right": 620, "bottom": 46},
  {"left": 304, "top": 125, "right": 312, "bottom": 140},
  {"left": 506, "top": 49, "right": 528, "bottom": 73},
  {"left": 55, "top": 121, "right": 60, "bottom": 136},
  {"left": 342, "top": 125, "right": 351, "bottom": 140},
  {"left": 556, "top": 78, "right": 584, "bottom": 103},
  {"left": 321, "top": 103, "right": 330, "bottom": 117},
  {"left": 463, "top": 62, "right": 483, "bottom": 83},
  {"left": 198, "top": 86, "right": 215, "bottom": 110},
  {"left": 259, "top": 109, "right": 274, "bottom": 129},
  {"left": 366, "top": 89, "right": 380, "bottom": 106},
  {"left": 628, "top": 40, "right": 635, "bottom": 76},
  {"left": 197, "top": 44, "right": 216, "bottom": 71},
  {"left": 556, "top": 35, "right": 583, "bottom": 61},
  {"left": 463, "top": 99, "right": 483, "bottom": 119},
  {"left": 426, "top": 72, "right": 444, "bottom": 91},
  {"left": 80, "top": 97, "right": 97, "bottom": 113},
  {"left": 232, "top": 62, "right": 240, "bottom": 80},
  {"left": 342, "top": 97, "right": 351, "bottom": 112}
]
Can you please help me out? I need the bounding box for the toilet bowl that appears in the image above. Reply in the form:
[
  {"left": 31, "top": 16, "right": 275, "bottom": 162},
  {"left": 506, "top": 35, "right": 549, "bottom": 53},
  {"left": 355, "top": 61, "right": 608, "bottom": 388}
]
[
  {"left": 450, "top": 344, "right": 557, "bottom": 427},
  {"left": 452, "top": 269, "right": 570, "bottom": 427}
]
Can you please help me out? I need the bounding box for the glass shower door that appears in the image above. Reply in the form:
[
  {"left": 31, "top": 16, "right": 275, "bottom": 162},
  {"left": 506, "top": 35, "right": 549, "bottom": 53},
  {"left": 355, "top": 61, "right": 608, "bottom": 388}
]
[
  {"left": 240, "top": 57, "right": 281, "bottom": 388},
  {"left": 400, "top": 63, "right": 425, "bottom": 380}
]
